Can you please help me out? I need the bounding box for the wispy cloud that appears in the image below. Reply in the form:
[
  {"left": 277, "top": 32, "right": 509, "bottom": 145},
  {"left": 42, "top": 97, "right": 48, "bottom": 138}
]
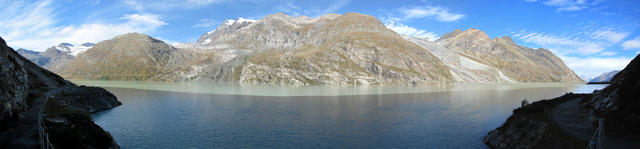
[
  {"left": 590, "top": 29, "right": 629, "bottom": 43},
  {"left": 622, "top": 38, "right": 640, "bottom": 50},
  {"left": 124, "top": 0, "right": 226, "bottom": 11},
  {"left": 513, "top": 27, "right": 634, "bottom": 78},
  {"left": 277, "top": 0, "right": 351, "bottom": 17},
  {"left": 513, "top": 27, "right": 628, "bottom": 56},
  {"left": 322, "top": 0, "right": 351, "bottom": 14},
  {"left": 395, "top": 6, "right": 465, "bottom": 22},
  {"left": 385, "top": 21, "right": 438, "bottom": 41},
  {"left": 526, "top": 0, "right": 605, "bottom": 12},
  {"left": 0, "top": 0, "right": 166, "bottom": 51},
  {"left": 193, "top": 19, "right": 219, "bottom": 28},
  {"left": 380, "top": 5, "right": 463, "bottom": 39},
  {"left": 514, "top": 32, "right": 603, "bottom": 55}
]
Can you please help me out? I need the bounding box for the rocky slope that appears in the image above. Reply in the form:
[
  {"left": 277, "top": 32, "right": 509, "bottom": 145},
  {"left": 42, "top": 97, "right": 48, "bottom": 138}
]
[
  {"left": 437, "top": 29, "right": 582, "bottom": 82},
  {"left": 484, "top": 54, "right": 640, "bottom": 148},
  {"left": 483, "top": 94, "right": 589, "bottom": 149},
  {"left": 587, "top": 54, "right": 640, "bottom": 133},
  {"left": 589, "top": 70, "right": 620, "bottom": 83},
  {"left": 60, "top": 33, "right": 203, "bottom": 81},
  {"left": 0, "top": 36, "right": 121, "bottom": 148},
  {"left": 55, "top": 12, "right": 581, "bottom": 85}
]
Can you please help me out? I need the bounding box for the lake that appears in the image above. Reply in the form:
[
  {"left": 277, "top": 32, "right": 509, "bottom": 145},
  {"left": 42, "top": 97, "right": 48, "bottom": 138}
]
[{"left": 82, "top": 81, "right": 607, "bottom": 148}]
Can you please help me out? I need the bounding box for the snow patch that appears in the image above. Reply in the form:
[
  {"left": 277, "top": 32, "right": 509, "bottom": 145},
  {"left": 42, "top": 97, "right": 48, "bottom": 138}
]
[{"left": 202, "top": 38, "right": 212, "bottom": 44}]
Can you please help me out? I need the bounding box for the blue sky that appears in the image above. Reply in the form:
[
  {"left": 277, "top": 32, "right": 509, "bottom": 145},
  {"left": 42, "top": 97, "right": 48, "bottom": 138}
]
[{"left": 1, "top": 0, "right": 639, "bottom": 78}]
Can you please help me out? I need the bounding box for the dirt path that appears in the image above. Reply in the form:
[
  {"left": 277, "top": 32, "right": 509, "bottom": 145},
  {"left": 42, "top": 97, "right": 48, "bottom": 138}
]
[
  {"left": 551, "top": 97, "right": 640, "bottom": 148},
  {"left": 0, "top": 87, "right": 65, "bottom": 148}
]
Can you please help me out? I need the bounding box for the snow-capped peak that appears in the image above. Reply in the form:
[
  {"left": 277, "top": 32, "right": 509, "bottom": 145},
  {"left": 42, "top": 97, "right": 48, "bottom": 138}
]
[
  {"left": 223, "top": 17, "right": 256, "bottom": 26},
  {"left": 53, "top": 42, "right": 94, "bottom": 56}
]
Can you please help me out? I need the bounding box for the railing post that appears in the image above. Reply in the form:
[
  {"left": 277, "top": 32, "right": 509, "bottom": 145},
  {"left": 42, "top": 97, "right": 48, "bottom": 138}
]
[{"left": 598, "top": 119, "right": 604, "bottom": 149}]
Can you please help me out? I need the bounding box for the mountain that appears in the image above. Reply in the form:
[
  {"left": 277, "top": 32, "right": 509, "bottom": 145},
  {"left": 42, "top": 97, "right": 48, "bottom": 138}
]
[
  {"left": 589, "top": 70, "right": 620, "bottom": 82},
  {"left": 52, "top": 42, "right": 94, "bottom": 56},
  {"left": 0, "top": 36, "right": 121, "bottom": 148},
  {"left": 15, "top": 42, "right": 94, "bottom": 73},
  {"left": 436, "top": 28, "right": 582, "bottom": 82},
  {"left": 56, "top": 12, "right": 582, "bottom": 85},
  {"left": 60, "top": 33, "right": 200, "bottom": 80}
]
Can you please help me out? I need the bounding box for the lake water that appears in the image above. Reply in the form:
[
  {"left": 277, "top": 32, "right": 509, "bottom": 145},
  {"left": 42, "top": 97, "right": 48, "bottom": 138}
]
[{"left": 83, "top": 81, "right": 607, "bottom": 148}]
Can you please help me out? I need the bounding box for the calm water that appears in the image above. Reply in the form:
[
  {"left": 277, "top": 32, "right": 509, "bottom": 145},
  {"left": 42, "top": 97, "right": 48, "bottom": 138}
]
[{"left": 87, "top": 82, "right": 607, "bottom": 148}]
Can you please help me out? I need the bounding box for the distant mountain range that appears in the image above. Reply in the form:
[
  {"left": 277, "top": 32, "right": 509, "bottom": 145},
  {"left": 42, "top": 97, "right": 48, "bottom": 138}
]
[
  {"left": 16, "top": 12, "right": 583, "bottom": 85},
  {"left": 589, "top": 70, "right": 620, "bottom": 83}
]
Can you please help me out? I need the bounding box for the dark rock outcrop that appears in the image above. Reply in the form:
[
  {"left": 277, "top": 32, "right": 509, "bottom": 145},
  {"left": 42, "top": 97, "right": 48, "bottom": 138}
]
[
  {"left": 588, "top": 54, "right": 640, "bottom": 133},
  {"left": 485, "top": 54, "right": 640, "bottom": 148},
  {"left": 0, "top": 36, "right": 121, "bottom": 148},
  {"left": 483, "top": 94, "right": 588, "bottom": 149}
]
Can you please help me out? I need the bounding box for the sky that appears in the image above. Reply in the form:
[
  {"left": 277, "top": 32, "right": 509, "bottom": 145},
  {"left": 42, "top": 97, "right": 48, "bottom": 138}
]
[{"left": 1, "top": 0, "right": 639, "bottom": 79}]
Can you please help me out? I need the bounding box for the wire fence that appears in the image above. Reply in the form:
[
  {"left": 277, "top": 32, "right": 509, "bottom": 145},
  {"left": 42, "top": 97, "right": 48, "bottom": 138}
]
[{"left": 544, "top": 107, "right": 604, "bottom": 149}]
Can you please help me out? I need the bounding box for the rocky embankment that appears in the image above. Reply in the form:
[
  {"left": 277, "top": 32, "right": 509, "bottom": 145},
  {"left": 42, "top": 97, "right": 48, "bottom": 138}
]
[
  {"left": 0, "top": 36, "right": 121, "bottom": 148},
  {"left": 483, "top": 94, "right": 589, "bottom": 149},
  {"left": 485, "top": 54, "right": 640, "bottom": 148}
]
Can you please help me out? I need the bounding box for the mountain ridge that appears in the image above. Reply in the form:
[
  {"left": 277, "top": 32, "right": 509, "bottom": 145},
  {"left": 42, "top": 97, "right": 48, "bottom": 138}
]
[{"left": 23, "top": 12, "right": 582, "bottom": 85}]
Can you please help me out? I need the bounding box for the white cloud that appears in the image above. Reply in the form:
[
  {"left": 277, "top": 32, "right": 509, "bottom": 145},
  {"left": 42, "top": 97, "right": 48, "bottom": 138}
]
[
  {"left": 0, "top": 0, "right": 166, "bottom": 51},
  {"left": 193, "top": 19, "right": 219, "bottom": 28},
  {"left": 529, "top": 0, "right": 604, "bottom": 12},
  {"left": 559, "top": 55, "right": 631, "bottom": 78},
  {"left": 384, "top": 21, "right": 438, "bottom": 41},
  {"left": 124, "top": 0, "right": 226, "bottom": 11},
  {"left": 399, "top": 6, "right": 464, "bottom": 22},
  {"left": 590, "top": 29, "right": 629, "bottom": 43},
  {"left": 622, "top": 38, "right": 640, "bottom": 50}
]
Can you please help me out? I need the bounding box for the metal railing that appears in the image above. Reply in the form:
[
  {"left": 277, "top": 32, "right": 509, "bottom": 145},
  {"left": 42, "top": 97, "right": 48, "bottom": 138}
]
[
  {"left": 588, "top": 119, "right": 604, "bottom": 149},
  {"left": 544, "top": 107, "right": 605, "bottom": 148}
]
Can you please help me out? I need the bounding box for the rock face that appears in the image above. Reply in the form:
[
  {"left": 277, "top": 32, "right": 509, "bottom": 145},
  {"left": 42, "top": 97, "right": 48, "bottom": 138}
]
[
  {"left": 588, "top": 54, "right": 640, "bottom": 132},
  {"left": 0, "top": 36, "right": 121, "bottom": 148},
  {"left": 589, "top": 70, "right": 620, "bottom": 83},
  {"left": 485, "top": 54, "right": 640, "bottom": 148},
  {"left": 55, "top": 12, "right": 582, "bottom": 85}
]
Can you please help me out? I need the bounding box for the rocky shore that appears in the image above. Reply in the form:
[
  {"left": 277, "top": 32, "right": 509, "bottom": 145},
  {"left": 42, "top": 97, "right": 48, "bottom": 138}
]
[{"left": 0, "top": 36, "right": 121, "bottom": 148}]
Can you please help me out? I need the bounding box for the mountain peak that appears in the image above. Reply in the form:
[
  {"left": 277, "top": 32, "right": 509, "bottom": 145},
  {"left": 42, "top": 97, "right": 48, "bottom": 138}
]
[{"left": 494, "top": 36, "right": 517, "bottom": 45}]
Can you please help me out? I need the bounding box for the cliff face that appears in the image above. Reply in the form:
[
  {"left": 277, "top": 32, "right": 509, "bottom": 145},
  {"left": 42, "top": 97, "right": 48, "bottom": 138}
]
[{"left": 0, "top": 36, "right": 121, "bottom": 148}]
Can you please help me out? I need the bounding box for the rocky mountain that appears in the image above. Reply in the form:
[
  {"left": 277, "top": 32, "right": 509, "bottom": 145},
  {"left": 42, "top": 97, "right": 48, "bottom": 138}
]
[
  {"left": 0, "top": 36, "right": 121, "bottom": 148},
  {"left": 437, "top": 29, "right": 582, "bottom": 82},
  {"left": 56, "top": 12, "right": 582, "bottom": 85},
  {"left": 15, "top": 43, "right": 94, "bottom": 74},
  {"left": 60, "top": 33, "right": 202, "bottom": 80},
  {"left": 589, "top": 70, "right": 620, "bottom": 82}
]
